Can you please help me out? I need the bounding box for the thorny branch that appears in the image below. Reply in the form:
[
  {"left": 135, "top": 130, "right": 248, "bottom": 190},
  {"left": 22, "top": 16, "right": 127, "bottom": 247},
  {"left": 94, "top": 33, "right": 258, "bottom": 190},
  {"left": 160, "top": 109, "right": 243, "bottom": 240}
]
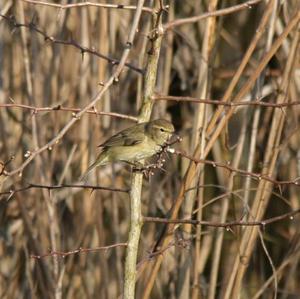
[
  {"left": 0, "top": 183, "right": 129, "bottom": 201},
  {"left": 0, "top": 102, "right": 138, "bottom": 121},
  {"left": 3, "top": 95, "right": 300, "bottom": 116},
  {"left": 2, "top": 134, "right": 299, "bottom": 200},
  {"left": 143, "top": 209, "right": 300, "bottom": 228},
  {"left": 30, "top": 243, "right": 128, "bottom": 259},
  {"left": 30, "top": 209, "right": 300, "bottom": 260},
  {"left": 22, "top": 0, "right": 153, "bottom": 13},
  {"left": 21, "top": 0, "right": 263, "bottom": 33},
  {"left": 175, "top": 150, "right": 300, "bottom": 187},
  {"left": 0, "top": 14, "right": 144, "bottom": 74},
  {"left": 154, "top": 94, "right": 300, "bottom": 108}
]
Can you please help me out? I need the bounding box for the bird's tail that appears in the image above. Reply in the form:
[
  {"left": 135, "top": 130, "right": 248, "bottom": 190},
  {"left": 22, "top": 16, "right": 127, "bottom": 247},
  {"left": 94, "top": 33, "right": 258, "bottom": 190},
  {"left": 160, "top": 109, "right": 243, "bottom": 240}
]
[
  {"left": 79, "top": 162, "right": 97, "bottom": 182},
  {"left": 78, "top": 151, "right": 108, "bottom": 181}
]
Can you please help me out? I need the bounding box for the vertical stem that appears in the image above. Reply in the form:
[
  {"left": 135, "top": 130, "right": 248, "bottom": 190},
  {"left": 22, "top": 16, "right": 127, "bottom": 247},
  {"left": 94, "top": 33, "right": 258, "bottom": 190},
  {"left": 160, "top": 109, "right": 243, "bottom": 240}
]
[
  {"left": 208, "top": 115, "right": 247, "bottom": 299},
  {"left": 123, "top": 1, "right": 163, "bottom": 298},
  {"left": 138, "top": 7, "right": 163, "bottom": 122},
  {"left": 188, "top": 1, "right": 217, "bottom": 298},
  {"left": 124, "top": 173, "right": 143, "bottom": 299}
]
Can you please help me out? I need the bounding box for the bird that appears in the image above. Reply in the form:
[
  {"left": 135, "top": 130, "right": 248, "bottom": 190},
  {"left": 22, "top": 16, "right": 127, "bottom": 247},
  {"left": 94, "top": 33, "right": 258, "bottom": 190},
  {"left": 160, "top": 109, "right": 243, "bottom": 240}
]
[{"left": 79, "top": 119, "right": 175, "bottom": 180}]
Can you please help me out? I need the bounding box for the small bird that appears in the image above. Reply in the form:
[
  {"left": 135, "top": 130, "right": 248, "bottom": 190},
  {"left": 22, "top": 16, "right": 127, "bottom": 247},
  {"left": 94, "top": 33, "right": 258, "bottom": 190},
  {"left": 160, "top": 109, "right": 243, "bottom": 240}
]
[{"left": 80, "top": 119, "right": 175, "bottom": 180}]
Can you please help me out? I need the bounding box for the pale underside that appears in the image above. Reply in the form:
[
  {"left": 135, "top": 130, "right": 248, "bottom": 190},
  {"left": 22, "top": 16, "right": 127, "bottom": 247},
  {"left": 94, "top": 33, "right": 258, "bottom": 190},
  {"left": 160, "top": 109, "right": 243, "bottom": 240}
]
[{"left": 101, "top": 136, "right": 161, "bottom": 164}]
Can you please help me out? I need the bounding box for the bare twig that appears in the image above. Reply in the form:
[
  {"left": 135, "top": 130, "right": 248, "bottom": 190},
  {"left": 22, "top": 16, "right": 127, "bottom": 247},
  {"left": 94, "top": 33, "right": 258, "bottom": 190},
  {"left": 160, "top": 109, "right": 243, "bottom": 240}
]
[
  {"left": 143, "top": 208, "right": 300, "bottom": 227},
  {"left": 258, "top": 229, "right": 278, "bottom": 299},
  {"left": 154, "top": 94, "right": 300, "bottom": 108},
  {"left": 124, "top": 1, "right": 164, "bottom": 298},
  {"left": 31, "top": 243, "right": 128, "bottom": 259},
  {"left": 175, "top": 150, "right": 300, "bottom": 187},
  {"left": 0, "top": 183, "right": 129, "bottom": 200},
  {"left": 0, "top": 14, "right": 144, "bottom": 74},
  {"left": 0, "top": 102, "right": 138, "bottom": 121},
  {"left": 22, "top": 0, "right": 153, "bottom": 13},
  {"left": 163, "top": 0, "right": 262, "bottom": 31}
]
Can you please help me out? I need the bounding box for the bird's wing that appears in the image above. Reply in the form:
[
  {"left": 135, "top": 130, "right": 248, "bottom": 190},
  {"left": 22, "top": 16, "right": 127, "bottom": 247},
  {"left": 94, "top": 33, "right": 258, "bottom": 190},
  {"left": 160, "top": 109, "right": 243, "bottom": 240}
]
[{"left": 98, "top": 123, "right": 146, "bottom": 147}]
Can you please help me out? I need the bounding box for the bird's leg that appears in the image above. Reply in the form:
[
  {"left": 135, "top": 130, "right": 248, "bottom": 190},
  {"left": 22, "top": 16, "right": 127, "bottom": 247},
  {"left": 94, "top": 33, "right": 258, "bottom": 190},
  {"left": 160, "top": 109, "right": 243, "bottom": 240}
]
[
  {"left": 132, "top": 152, "right": 167, "bottom": 177},
  {"left": 131, "top": 161, "right": 152, "bottom": 175},
  {"left": 126, "top": 161, "right": 141, "bottom": 168},
  {"left": 132, "top": 135, "right": 182, "bottom": 176}
]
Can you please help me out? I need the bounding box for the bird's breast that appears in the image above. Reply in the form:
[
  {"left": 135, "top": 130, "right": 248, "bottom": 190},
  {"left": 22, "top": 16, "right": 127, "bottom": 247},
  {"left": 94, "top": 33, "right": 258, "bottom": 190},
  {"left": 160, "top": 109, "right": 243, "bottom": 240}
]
[{"left": 108, "top": 139, "right": 160, "bottom": 162}]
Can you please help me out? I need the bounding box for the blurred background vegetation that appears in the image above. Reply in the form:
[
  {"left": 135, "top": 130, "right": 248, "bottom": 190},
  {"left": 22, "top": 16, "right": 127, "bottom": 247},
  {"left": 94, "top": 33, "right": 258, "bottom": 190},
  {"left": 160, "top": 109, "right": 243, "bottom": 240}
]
[{"left": 0, "top": 0, "right": 300, "bottom": 298}]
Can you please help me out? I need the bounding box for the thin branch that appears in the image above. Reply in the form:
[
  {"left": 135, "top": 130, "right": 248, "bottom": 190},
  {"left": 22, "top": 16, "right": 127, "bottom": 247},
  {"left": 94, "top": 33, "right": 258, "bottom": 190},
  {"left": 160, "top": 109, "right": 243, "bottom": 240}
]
[
  {"left": 0, "top": 14, "right": 144, "bottom": 74},
  {"left": 30, "top": 243, "right": 128, "bottom": 259},
  {"left": 0, "top": 102, "right": 138, "bottom": 121},
  {"left": 143, "top": 208, "right": 300, "bottom": 227},
  {"left": 0, "top": 183, "right": 129, "bottom": 200},
  {"left": 163, "top": 0, "right": 262, "bottom": 31},
  {"left": 154, "top": 94, "right": 300, "bottom": 108},
  {"left": 252, "top": 249, "right": 300, "bottom": 299},
  {"left": 22, "top": 0, "right": 153, "bottom": 13},
  {"left": 124, "top": 1, "right": 164, "bottom": 298},
  {"left": 213, "top": 68, "right": 281, "bottom": 79},
  {"left": 258, "top": 229, "right": 278, "bottom": 299},
  {"left": 175, "top": 150, "right": 300, "bottom": 187}
]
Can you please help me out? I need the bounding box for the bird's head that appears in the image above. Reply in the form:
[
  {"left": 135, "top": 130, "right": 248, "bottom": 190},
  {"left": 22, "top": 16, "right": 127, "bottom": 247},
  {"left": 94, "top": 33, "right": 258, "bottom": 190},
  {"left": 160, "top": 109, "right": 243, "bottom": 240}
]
[{"left": 146, "top": 119, "right": 175, "bottom": 146}]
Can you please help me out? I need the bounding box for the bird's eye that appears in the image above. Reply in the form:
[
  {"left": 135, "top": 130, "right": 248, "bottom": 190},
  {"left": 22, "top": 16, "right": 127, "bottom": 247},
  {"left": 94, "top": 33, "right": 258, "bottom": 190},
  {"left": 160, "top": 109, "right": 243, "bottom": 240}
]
[{"left": 160, "top": 128, "right": 165, "bottom": 132}]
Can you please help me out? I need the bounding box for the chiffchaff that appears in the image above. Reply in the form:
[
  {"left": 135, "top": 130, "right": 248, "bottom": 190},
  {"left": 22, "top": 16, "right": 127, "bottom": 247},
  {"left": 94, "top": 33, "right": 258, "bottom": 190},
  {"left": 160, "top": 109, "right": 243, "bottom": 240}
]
[{"left": 80, "top": 119, "right": 174, "bottom": 180}]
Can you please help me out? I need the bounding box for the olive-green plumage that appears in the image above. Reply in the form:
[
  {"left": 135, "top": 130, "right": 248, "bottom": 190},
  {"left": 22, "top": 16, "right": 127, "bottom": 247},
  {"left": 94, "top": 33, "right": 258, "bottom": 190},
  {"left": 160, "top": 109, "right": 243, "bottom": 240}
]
[{"left": 80, "top": 119, "right": 174, "bottom": 180}]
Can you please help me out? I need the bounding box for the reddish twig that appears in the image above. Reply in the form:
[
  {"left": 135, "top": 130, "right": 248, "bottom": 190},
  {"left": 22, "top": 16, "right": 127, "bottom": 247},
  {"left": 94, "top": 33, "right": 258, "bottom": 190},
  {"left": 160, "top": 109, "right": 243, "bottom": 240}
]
[
  {"left": 163, "top": 0, "right": 262, "bottom": 31},
  {"left": 0, "top": 102, "right": 138, "bottom": 121},
  {"left": 143, "top": 208, "right": 300, "bottom": 227},
  {"left": 175, "top": 150, "right": 300, "bottom": 187},
  {"left": 0, "top": 183, "right": 129, "bottom": 201},
  {"left": 0, "top": 14, "right": 144, "bottom": 74},
  {"left": 22, "top": 0, "right": 153, "bottom": 13},
  {"left": 154, "top": 94, "right": 300, "bottom": 108},
  {"left": 30, "top": 243, "right": 128, "bottom": 259}
]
